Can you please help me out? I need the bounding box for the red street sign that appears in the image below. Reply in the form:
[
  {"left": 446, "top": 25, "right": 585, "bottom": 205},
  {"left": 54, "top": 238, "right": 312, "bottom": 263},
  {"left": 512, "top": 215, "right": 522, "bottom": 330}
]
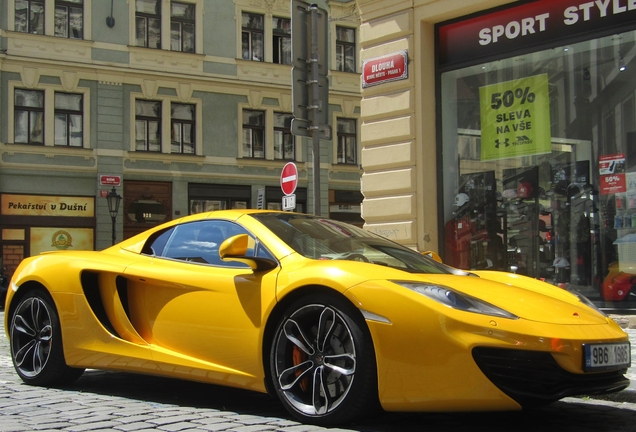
[
  {"left": 281, "top": 162, "right": 298, "bottom": 196},
  {"left": 362, "top": 50, "right": 408, "bottom": 88},
  {"left": 99, "top": 174, "right": 122, "bottom": 186}
]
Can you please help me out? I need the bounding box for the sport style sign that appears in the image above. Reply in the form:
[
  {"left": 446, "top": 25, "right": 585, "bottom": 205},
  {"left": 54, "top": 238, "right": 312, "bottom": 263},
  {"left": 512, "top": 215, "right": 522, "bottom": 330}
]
[
  {"left": 362, "top": 50, "right": 408, "bottom": 88},
  {"left": 479, "top": 74, "right": 551, "bottom": 161},
  {"left": 437, "top": 0, "right": 636, "bottom": 68}
]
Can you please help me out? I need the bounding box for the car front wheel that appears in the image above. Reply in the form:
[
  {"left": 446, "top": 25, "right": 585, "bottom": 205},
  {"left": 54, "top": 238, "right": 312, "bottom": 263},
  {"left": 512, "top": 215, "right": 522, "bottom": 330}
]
[
  {"left": 9, "top": 289, "right": 84, "bottom": 386},
  {"left": 270, "top": 293, "right": 378, "bottom": 425}
]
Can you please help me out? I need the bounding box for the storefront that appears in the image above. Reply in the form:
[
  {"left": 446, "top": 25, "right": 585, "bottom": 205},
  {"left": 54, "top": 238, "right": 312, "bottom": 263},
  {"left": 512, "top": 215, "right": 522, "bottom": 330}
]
[
  {"left": 0, "top": 194, "right": 96, "bottom": 276},
  {"left": 437, "top": 0, "right": 636, "bottom": 309}
]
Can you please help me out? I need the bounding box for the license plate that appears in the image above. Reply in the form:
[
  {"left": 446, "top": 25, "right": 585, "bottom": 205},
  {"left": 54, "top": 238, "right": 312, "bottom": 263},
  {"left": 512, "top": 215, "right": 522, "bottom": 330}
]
[{"left": 583, "top": 342, "right": 631, "bottom": 371}]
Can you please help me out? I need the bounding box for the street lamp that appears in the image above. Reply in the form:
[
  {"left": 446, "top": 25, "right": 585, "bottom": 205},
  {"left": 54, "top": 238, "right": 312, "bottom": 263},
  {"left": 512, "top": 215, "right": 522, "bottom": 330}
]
[{"left": 106, "top": 187, "right": 122, "bottom": 245}]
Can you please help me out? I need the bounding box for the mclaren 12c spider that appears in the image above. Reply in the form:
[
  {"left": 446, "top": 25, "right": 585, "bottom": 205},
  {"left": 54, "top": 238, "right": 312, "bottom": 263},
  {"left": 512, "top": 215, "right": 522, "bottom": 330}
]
[{"left": 4, "top": 210, "right": 632, "bottom": 425}]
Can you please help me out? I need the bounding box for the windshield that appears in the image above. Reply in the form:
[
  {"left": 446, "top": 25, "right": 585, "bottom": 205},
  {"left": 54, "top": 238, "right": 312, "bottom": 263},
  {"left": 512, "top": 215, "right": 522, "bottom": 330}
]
[{"left": 252, "top": 213, "right": 453, "bottom": 274}]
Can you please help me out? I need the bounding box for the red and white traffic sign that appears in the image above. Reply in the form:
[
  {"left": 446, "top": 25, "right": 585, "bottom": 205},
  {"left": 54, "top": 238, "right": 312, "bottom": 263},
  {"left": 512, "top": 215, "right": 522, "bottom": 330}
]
[{"left": 281, "top": 162, "right": 298, "bottom": 196}]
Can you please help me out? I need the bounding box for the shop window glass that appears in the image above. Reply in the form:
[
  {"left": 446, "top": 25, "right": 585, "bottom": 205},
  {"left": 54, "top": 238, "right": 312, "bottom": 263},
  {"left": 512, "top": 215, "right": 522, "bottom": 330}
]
[
  {"left": 337, "top": 118, "right": 357, "bottom": 164},
  {"left": 274, "top": 112, "right": 294, "bottom": 160},
  {"left": 242, "top": 109, "right": 265, "bottom": 158},
  {"left": 135, "top": 100, "right": 161, "bottom": 152},
  {"left": 170, "top": 1, "right": 195, "bottom": 53},
  {"left": 273, "top": 17, "right": 291, "bottom": 65},
  {"left": 14, "top": 89, "right": 44, "bottom": 144},
  {"left": 336, "top": 26, "right": 355, "bottom": 73},
  {"left": 54, "top": 92, "right": 83, "bottom": 147},
  {"left": 242, "top": 12, "right": 264, "bottom": 62},
  {"left": 171, "top": 103, "right": 195, "bottom": 154},
  {"left": 440, "top": 29, "right": 636, "bottom": 307},
  {"left": 136, "top": 0, "right": 161, "bottom": 49},
  {"left": 55, "top": 0, "right": 83, "bottom": 39},
  {"left": 15, "top": 0, "right": 44, "bottom": 34}
]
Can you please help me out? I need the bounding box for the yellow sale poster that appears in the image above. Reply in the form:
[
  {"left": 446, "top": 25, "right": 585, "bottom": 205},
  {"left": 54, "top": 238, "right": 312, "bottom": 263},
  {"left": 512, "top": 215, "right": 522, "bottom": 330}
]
[{"left": 479, "top": 74, "right": 551, "bottom": 161}]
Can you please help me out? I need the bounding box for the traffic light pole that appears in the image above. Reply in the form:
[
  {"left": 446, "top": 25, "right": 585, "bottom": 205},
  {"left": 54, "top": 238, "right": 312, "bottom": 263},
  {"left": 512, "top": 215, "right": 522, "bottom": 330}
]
[{"left": 309, "top": 4, "right": 321, "bottom": 216}]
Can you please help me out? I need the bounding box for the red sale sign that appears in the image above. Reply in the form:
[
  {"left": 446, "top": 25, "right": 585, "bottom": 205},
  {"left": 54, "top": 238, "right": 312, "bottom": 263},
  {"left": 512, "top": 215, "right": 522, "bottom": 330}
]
[
  {"left": 601, "top": 174, "right": 626, "bottom": 195},
  {"left": 599, "top": 154, "right": 626, "bottom": 195}
]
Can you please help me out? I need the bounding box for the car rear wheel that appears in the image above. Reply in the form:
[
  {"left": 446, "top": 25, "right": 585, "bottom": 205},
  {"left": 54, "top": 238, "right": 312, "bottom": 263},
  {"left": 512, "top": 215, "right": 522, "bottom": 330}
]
[
  {"left": 9, "top": 289, "right": 84, "bottom": 386},
  {"left": 269, "top": 293, "right": 378, "bottom": 426}
]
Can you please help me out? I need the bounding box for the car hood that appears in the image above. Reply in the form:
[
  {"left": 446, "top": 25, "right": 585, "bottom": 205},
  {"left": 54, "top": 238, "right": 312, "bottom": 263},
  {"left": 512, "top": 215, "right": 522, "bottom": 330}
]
[{"left": 393, "top": 270, "right": 607, "bottom": 325}]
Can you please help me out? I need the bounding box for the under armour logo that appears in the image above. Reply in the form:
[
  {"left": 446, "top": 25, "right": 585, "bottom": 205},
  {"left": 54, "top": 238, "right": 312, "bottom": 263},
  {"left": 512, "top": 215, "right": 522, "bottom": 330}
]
[{"left": 494, "top": 138, "right": 510, "bottom": 148}]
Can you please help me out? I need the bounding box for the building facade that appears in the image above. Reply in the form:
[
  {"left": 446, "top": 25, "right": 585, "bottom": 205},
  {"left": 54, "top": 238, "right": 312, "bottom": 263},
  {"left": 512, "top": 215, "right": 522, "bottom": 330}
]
[
  {"left": 0, "top": 0, "right": 363, "bottom": 277},
  {"left": 358, "top": 0, "right": 636, "bottom": 310}
]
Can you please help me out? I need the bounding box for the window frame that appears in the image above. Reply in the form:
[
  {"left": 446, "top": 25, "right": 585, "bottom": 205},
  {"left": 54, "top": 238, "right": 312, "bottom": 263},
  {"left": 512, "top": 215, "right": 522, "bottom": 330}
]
[
  {"left": 135, "top": 0, "right": 162, "bottom": 49},
  {"left": 336, "top": 118, "right": 358, "bottom": 165},
  {"left": 54, "top": 92, "right": 84, "bottom": 147},
  {"left": 14, "top": 0, "right": 45, "bottom": 35},
  {"left": 242, "top": 12, "right": 265, "bottom": 62},
  {"left": 272, "top": 16, "right": 291, "bottom": 65},
  {"left": 170, "top": 1, "right": 195, "bottom": 53},
  {"left": 135, "top": 99, "right": 163, "bottom": 152},
  {"left": 273, "top": 112, "right": 295, "bottom": 160},
  {"left": 8, "top": 82, "right": 91, "bottom": 148},
  {"left": 336, "top": 26, "right": 356, "bottom": 73},
  {"left": 54, "top": 0, "right": 83, "bottom": 39},
  {"left": 242, "top": 109, "right": 266, "bottom": 159},
  {"left": 171, "top": 102, "right": 196, "bottom": 154},
  {"left": 14, "top": 88, "right": 45, "bottom": 145}
]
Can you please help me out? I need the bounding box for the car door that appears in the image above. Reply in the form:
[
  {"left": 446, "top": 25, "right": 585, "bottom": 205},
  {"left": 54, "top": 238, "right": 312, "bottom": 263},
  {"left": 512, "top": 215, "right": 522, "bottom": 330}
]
[{"left": 122, "top": 219, "right": 280, "bottom": 385}]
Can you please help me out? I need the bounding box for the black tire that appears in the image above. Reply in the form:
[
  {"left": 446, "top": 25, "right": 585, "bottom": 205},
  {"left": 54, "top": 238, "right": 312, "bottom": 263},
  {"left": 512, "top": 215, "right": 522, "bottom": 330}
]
[
  {"left": 9, "top": 289, "right": 85, "bottom": 386},
  {"left": 269, "top": 292, "right": 379, "bottom": 426}
]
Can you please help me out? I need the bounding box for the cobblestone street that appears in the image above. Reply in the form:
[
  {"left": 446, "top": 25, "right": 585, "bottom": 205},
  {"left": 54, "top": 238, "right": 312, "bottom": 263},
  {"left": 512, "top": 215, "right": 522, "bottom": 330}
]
[{"left": 2, "top": 311, "right": 636, "bottom": 432}]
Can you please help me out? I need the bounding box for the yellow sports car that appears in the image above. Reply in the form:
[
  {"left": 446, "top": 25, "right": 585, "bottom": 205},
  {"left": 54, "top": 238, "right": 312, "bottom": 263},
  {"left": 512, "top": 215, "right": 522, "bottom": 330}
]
[{"left": 4, "top": 210, "right": 631, "bottom": 425}]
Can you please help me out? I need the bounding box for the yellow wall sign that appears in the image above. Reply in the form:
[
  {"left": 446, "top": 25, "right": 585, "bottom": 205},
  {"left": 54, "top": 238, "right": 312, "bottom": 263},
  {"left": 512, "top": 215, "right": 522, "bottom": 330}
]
[
  {"left": 479, "top": 74, "right": 551, "bottom": 161},
  {"left": 1, "top": 194, "right": 95, "bottom": 217},
  {"left": 30, "top": 227, "right": 95, "bottom": 255}
]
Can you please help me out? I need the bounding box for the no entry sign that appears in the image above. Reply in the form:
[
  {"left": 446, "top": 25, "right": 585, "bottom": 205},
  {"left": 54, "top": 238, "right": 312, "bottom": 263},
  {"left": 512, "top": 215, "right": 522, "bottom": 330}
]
[{"left": 281, "top": 162, "right": 298, "bottom": 196}]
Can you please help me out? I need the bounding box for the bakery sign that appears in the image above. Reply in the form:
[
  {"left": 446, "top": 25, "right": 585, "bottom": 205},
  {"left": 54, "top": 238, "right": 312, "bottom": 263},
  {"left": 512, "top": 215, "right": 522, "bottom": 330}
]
[{"left": 362, "top": 50, "right": 408, "bottom": 88}]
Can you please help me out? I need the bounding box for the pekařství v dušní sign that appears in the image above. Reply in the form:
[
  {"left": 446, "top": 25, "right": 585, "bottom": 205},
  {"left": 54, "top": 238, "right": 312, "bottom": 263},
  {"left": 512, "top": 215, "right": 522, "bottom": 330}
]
[{"left": 1, "top": 194, "right": 95, "bottom": 217}]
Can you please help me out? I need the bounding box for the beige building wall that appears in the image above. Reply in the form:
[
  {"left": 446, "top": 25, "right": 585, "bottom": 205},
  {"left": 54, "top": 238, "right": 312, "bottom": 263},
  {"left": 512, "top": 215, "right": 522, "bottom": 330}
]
[{"left": 357, "top": 0, "right": 514, "bottom": 251}]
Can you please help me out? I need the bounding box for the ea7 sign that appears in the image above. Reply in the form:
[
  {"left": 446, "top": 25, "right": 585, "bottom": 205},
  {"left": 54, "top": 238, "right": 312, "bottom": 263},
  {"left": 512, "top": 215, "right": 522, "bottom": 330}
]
[{"left": 362, "top": 50, "right": 408, "bottom": 88}]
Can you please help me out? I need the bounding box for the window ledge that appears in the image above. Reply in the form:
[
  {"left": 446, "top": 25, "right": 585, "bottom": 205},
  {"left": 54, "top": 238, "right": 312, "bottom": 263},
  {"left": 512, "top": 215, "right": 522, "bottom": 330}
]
[
  {"left": 5, "top": 31, "right": 94, "bottom": 63},
  {"left": 1, "top": 142, "right": 94, "bottom": 159}
]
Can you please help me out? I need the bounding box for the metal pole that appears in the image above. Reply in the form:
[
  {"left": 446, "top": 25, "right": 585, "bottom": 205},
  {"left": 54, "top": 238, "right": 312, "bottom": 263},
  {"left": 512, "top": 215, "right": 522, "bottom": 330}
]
[
  {"left": 111, "top": 215, "right": 116, "bottom": 245},
  {"left": 309, "top": 5, "right": 321, "bottom": 216}
]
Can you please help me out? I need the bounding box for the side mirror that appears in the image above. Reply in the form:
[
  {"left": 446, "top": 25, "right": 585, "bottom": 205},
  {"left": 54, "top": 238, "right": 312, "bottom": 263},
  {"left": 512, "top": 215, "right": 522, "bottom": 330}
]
[
  {"left": 422, "top": 250, "right": 443, "bottom": 263},
  {"left": 219, "top": 234, "right": 277, "bottom": 271}
]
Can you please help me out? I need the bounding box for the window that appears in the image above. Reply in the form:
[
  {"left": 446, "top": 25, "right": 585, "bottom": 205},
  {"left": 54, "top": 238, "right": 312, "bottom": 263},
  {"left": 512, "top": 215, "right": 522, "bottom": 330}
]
[
  {"left": 242, "top": 110, "right": 265, "bottom": 158},
  {"left": 337, "top": 118, "right": 357, "bottom": 164},
  {"left": 136, "top": 0, "right": 161, "bottom": 49},
  {"left": 54, "top": 93, "right": 83, "bottom": 147},
  {"left": 14, "top": 89, "right": 44, "bottom": 144},
  {"left": 273, "top": 17, "right": 291, "bottom": 65},
  {"left": 336, "top": 26, "right": 356, "bottom": 73},
  {"left": 171, "top": 103, "right": 195, "bottom": 154},
  {"left": 135, "top": 100, "right": 161, "bottom": 152},
  {"left": 147, "top": 220, "right": 273, "bottom": 267},
  {"left": 274, "top": 113, "right": 294, "bottom": 160},
  {"left": 55, "top": 0, "right": 83, "bottom": 39},
  {"left": 242, "top": 13, "right": 264, "bottom": 62},
  {"left": 15, "top": 0, "right": 44, "bottom": 34},
  {"left": 170, "top": 1, "right": 195, "bottom": 53}
]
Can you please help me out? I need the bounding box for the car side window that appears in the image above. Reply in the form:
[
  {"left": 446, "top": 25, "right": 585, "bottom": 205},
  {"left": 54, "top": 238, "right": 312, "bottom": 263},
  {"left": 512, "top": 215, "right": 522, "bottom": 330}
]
[
  {"left": 155, "top": 220, "right": 274, "bottom": 267},
  {"left": 142, "top": 228, "right": 174, "bottom": 256}
]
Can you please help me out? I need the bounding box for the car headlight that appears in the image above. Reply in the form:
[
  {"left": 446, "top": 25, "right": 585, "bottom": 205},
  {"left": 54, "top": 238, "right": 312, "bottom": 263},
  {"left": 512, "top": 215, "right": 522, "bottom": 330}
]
[{"left": 394, "top": 281, "right": 518, "bottom": 319}]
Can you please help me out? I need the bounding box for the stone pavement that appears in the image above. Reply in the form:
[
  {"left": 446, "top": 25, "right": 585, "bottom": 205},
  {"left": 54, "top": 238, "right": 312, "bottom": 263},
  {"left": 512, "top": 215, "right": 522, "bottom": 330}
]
[{"left": 2, "top": 311, "right": 636, "bottom": 431}]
